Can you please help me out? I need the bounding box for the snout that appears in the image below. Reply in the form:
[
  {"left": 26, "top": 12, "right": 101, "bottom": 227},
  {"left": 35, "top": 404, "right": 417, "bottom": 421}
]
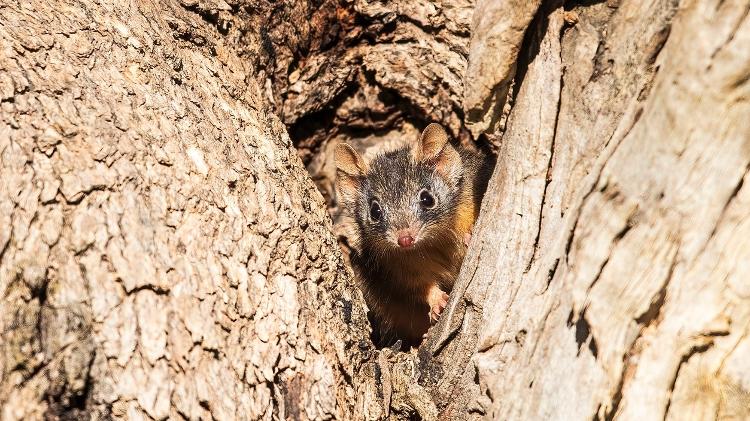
[
  {"left": 397, "top": 232, "right": 415, "bottom": 248},
  {"left": 395, "top": 229, "right": 417, "bottom": 249}
]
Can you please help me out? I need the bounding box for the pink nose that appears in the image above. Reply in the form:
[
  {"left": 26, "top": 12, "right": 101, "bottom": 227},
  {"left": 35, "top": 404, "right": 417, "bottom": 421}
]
[{"left": 398, "top": 234, "right": 415, "bottom": 248}]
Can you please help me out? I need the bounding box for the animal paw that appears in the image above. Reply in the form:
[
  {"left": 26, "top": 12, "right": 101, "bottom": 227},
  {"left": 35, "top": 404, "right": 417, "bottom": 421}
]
[{"left": 428, "top": 290, "right": 449, "bottom": 324}]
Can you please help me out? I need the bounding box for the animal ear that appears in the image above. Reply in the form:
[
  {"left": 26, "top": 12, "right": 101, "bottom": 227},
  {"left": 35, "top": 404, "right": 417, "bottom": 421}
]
[
  {"left": 414, "top": 123, "right": 462, "bottom": 179},
  {"left": 334, "top": 143, "right": 366, "bottom": 204},
  {"left": 414, "top": 123, "right": 449, "bottom": 162},
  {"left": 334, "top": 143, "right": 367, "bottom": 177}
]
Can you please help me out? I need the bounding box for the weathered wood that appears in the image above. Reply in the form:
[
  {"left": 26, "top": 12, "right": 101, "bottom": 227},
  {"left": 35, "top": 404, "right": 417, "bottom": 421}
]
[
  {"left": 422, "top": 0, "right": 750, "bottom": 419},
  {"left": 462, "top": 0, "right": 542, "bottom": 138}
]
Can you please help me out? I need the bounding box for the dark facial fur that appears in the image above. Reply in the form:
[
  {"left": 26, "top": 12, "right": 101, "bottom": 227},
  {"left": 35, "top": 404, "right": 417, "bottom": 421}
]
[{"left": 352, "top": 147, "right": 464, "bottom": 253}]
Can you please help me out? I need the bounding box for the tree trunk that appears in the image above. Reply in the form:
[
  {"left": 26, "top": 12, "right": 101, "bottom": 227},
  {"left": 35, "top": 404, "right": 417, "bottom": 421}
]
[
  {"left": 1, "top": 1, "right": 748, "bottom": 421},
  {"left": 0, "top": 1, "right": 374, "bottom": 419},
  {"left": 421, "top": 0, "right": 750, "bottom": 419}
]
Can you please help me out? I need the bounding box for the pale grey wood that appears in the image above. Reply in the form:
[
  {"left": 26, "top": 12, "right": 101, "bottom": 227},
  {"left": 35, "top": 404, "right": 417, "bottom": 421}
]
[{"left": 422, "top": 1, "right": 750, "bottom": 419}]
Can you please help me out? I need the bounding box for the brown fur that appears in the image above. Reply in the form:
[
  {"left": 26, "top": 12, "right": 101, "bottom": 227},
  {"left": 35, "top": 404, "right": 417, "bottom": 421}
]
[
  {"left": 335, "top": 124, "right": 494, "bottom": 346},
  {"left": 353, "top": 220, "right": 464, "bottom": 344}
]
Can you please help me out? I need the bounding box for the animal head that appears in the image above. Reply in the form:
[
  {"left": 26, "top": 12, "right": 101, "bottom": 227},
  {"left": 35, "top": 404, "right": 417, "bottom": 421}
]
[{"left": 335, "top": 123, "right": 465, "bottom": 253}]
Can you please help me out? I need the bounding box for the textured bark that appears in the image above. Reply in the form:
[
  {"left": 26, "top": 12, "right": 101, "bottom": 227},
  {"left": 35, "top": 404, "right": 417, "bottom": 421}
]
[
  {"left": 462, "top": 0, "right": 542, "bottom": 138},
  {"left": 0, "top": 1, "right": 374, "bottom": 419},
  {"left": 421, "top": 0, "right": 750, "bottom": 419},
  {"left": 2, "top": 0, "right": 749, "bottom": 420}
]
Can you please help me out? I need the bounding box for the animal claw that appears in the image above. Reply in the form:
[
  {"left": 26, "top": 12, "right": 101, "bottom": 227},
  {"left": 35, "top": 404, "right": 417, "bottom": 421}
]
[{"left": 429, "top": 291, "right": 449, "bottom": 324}]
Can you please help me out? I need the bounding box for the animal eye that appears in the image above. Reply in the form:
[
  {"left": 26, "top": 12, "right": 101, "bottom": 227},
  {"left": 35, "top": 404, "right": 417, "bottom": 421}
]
[
  {"left": 369, "top": 201, "right": 383, "bottom": 222},
  {"left": 419, "top": 189, "right": 435, "bottom": 209}
]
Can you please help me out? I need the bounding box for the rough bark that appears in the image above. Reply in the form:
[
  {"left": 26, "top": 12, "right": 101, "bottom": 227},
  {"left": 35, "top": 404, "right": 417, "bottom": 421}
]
[
  {"left": 2, "top": 0, "right": 749, "bottom": 420},
  {"left": 0, "top": 1, "right": 374, "bottom": 419}
]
